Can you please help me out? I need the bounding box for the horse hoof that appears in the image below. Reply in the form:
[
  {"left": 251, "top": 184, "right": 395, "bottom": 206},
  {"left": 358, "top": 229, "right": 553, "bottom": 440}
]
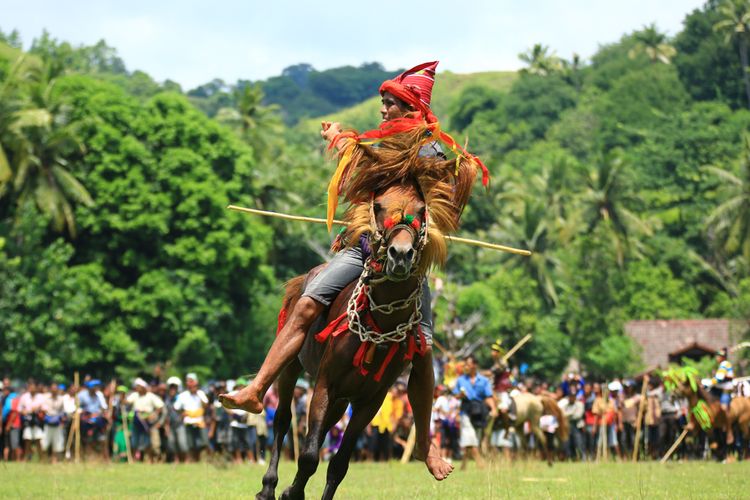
[
  {"left": 280, "top": 488, "right": 302, "bottom": 500},
  {"left": 256, "top": 490, "right": 275, "bottom": 500}
]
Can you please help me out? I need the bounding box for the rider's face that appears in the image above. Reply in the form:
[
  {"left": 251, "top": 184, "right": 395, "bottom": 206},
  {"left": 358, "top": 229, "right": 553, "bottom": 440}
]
[{"left": 380, "top": 92, "right": 411, "bottom": 122}]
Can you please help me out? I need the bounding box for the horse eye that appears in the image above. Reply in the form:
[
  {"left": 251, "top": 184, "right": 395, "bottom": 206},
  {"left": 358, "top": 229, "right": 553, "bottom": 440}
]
[{"left": 373, "top": 202, "right": 382, "bottom": 213}]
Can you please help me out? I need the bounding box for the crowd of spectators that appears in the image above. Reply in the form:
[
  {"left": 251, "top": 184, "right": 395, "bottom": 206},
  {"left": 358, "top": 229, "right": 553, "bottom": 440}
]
[{"left": 2, "top": 354, "right": 746, "bottom": 465}]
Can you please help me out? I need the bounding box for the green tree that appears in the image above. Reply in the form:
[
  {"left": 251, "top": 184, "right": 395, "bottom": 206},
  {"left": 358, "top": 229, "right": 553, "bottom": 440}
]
[
  {"left": 215, "top": 83, "right": 283, "bottom": 164},
  {"left": 491, "top": 198, "right": 561, "bottom": 307},
  {"left": 577, "top": 152, "right": 652, "bottom": 265},
  {"left": 674, "top": 1, "right": 746, "bottom": 107},
  {"left": 628, "top": 24, "right": 677, "bottom": 64},
  {"left": 519, "top": 44, "right": 563, "bottom": 76},
  {"left": 704, "top": 134, "right": 750, "bottom": 267},
  {"left": 714, "top": 0, "right": 750, "bottom": 108},
  {"left": 1, "top": 60, "right": 93, "bottom": 237}
]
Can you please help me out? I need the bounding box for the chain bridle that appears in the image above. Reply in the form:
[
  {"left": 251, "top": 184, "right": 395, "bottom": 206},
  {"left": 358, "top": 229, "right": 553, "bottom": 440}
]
[{"left": 346, "top": 193, "right": 429, "bottom": 345}]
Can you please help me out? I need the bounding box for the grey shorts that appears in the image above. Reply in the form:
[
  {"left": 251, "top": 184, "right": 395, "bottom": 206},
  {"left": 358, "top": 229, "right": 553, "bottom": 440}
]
[
  {"left": 302, "top": 247, "right": 433, "bottom": 343},
  {"left": 185, "top": 425, "right": 207, "bottom": 451},
  {"left": 167, "top": 425, "right": 188, "bottom": 454},
  {"left": 5, "top": 428, "right": 21, "bottom": 450}
]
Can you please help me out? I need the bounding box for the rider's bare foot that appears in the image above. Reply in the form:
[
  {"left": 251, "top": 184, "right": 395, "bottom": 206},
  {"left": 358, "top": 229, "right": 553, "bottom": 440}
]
[
  {"left": 218, "top": 385, "right": 263, "bottom": 413},
  {"left": 426, "top": 454, "right": 454, "bottom": 480}
]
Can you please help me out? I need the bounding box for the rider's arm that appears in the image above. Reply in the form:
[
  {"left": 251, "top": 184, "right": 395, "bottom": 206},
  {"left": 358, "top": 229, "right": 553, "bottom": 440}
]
[{"left": 321, "top": 121, "right": 349, "bottom": 151}]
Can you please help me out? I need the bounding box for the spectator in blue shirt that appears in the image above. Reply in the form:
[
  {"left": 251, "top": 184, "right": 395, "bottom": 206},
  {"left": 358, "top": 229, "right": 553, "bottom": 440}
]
[
  {"left": 453, "top": 355, "right": 495, "bottom": 470},
  {"left": 78, "top": 379, "right": 108, "bottom": 459}
]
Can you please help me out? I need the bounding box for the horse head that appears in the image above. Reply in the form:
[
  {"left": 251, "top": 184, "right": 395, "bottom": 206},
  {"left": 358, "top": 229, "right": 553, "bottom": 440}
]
[{"left": 370, "top": 181, "right": 426, "bottom": 281}]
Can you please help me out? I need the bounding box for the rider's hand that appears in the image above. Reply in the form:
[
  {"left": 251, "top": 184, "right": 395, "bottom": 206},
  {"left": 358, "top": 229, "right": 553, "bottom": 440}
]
[{"left": 321, "top": 121, "right": 342, "bottom": 142}]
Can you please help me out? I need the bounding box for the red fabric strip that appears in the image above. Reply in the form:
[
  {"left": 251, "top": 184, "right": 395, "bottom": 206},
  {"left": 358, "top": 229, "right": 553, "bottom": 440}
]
[
  {"left": 276, "top": 307, "right": 288, "bottom": 337},
  {"left": 374, "top": 342, "right": 400, "bottom": 382},
  {"left": 353, "top": 341, "right": 371, "bottom": 377},
  {"left": 314, "top": 311, "right": 349, "bottom": 343}
]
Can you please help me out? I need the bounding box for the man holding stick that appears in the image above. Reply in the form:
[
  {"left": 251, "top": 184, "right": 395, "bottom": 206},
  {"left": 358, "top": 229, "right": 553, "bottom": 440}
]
[{"left": 221, "top": 61, "right": 473, "bottom": 481}]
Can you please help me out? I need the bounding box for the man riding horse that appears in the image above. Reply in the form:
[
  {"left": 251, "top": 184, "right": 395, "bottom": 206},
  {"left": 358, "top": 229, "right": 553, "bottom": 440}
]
[
  {"left": 221, "top": 61, "right": 488, "bottom": 483},
  {"left": 710, "top": 347, "right": 734, "bottom": 412}
]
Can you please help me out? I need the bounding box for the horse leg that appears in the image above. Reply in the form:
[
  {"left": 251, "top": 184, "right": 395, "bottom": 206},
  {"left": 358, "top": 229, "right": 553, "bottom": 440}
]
[
  {"left": 256, "top": 358, "right": 302, "bottom": 500},
  {"left": 280, "top": 378, "right": 345, "bottom": 500},
  {"left": 531, "top": 424, "right": 550, "bottom": 465},
  {"left": 322, "top": 391, "right": 388, "bottom": 500}
]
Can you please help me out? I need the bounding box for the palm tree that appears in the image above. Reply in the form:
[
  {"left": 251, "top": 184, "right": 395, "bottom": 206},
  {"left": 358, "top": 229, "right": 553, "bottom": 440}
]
[
  {"left": 1, "top": 61, "right": 93, "bottom": 237},
  {"left": 714, "top": 0, "right": 750, "bottom": 109},
  {"left": 704, "top": 134, "right": 750, "bottom": 267},
  {"left": 0, "top": 50, "right": 43, "bottom": 197},
  {"left": 628, "top": 24, "right": 677, "bottom": 64},
  {"left": 577, "top": 152, "right": 653, "bottom": 266},
  {"left": 518, "top": 44, "right": 563, "bottom": 76},
  {"left": 490, "top": 197, "right": 562, "bottom": 307},
  {"left": 215, "top": 83, "right": 283, "bottom": 163}
]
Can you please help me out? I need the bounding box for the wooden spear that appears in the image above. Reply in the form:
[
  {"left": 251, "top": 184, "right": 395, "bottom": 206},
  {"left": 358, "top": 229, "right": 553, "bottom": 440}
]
[
  {"left": 501, "top": 334, "right": 533, "bottom": 365},
  {"left": 631, "top": 374, "right": 649, "bottom": 462},
  {"left": 74, "top": 372, "right": 81, "bottom": 464},
  {"left": 227, "top": 205, "right": 532, "bottom": 256},
  {"left": 660, "top": 428, "right": 689, "bottom": 464}
]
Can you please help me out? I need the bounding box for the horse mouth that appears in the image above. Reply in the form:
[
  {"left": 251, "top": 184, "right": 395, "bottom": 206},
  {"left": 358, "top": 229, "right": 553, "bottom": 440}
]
[{"left": 385, "top": 262, "right": 411, "bottom": 281}]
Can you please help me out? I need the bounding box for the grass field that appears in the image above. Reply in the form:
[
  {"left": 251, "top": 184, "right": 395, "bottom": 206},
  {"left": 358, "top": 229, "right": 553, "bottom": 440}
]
[{"left": 2, "top": 460, "right": 748, "bottom": 499}]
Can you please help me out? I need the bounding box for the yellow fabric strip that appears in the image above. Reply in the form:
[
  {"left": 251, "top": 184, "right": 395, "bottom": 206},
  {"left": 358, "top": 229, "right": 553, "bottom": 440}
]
[{"left": 327, "top": 143, "right": 355, "bottom": 231}]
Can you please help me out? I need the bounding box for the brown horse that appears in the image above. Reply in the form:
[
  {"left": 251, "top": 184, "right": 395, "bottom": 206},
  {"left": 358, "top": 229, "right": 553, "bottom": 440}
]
[
  {"left": 494, "top": 392, "right": 569, "bottom": 465},
  {"left": 664, "top": 370, "right": 750, "bottom": 460},
  {"left": 257, "top": 128, "right": 481, "bottom": 500}
]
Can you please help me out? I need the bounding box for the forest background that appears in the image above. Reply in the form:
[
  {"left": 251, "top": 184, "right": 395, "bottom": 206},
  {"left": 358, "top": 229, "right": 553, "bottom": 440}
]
[{"left": 2, "top": 0, "right": 750, "bottom": 382}]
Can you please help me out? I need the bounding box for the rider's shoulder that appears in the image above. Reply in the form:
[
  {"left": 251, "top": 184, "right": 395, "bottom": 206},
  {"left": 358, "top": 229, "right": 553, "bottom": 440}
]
[{"left": 418, "top": 141, "right": 446, "bottom": 160}]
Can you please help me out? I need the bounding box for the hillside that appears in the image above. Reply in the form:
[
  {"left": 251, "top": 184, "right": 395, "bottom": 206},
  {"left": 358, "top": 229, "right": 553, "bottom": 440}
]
[{"left": 300, "top": 70, "right": 517, "bottom": 134}]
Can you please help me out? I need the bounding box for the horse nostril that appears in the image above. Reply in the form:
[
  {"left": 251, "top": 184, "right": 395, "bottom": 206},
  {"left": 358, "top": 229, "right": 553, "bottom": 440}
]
[
  {"left": 405, "top": 248, "right": 415, "bottom": 262},
  {"left": 388, "top": 246, "right": 398, "bottom": 260}
]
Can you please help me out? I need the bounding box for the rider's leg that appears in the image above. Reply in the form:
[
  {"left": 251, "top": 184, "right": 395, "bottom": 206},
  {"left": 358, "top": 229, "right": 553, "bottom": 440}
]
[
  {"left": 408, "top": 281, "right": 453, "bottom": 480},
  {"left": 220, "top": 247, "right": 364, "bottom": 413},
  {"left": 721, "top": 391, "right": 730, "bottom": 413}
]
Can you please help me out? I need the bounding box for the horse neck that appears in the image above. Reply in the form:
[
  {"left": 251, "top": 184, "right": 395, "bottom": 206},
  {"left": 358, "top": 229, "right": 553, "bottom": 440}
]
[{"left": 368, "top": 274, "right": 421, "bottom": 330}]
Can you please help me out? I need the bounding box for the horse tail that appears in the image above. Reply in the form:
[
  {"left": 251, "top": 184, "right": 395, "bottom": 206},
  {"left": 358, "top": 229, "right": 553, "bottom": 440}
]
[{"left": 542, "top": 396, "right": 569, "bottom": 443}]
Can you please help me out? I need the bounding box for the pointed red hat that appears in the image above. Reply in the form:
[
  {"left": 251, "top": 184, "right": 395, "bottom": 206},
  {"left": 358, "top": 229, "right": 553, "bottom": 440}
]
[{"left": 379, "top": 61, "right": 439, "bottom": 120}]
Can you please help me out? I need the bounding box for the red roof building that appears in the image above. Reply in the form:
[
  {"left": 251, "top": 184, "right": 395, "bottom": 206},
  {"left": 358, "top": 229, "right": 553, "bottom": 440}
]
[{"left": 624, "top": 319, "right": 745, "bottom": 370}]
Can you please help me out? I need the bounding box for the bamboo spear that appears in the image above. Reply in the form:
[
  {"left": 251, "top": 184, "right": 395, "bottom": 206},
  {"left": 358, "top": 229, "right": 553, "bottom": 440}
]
[
  {"left": 660, "top": 428, "right": 689, "bottom": 463},
  {"left": 501, "top": 334, "right": 533, "bottom": 365},
  {"left": 122, "top": 405, "right": 133, "bottom": 464},
  {"left": 631, "top": 374, "right": 649, "bottom": 462},
  {"left": 74, "top": 372, "right": 81, "bottom": 464},
  {"left": 227, "top": 205, "right": 532, "bottom": 256}
]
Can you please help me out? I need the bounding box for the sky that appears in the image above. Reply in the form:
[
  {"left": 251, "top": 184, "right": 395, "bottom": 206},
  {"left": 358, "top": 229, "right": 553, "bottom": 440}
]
[{"left": 2, "top": 0, "right": 706, "bottom": 89}]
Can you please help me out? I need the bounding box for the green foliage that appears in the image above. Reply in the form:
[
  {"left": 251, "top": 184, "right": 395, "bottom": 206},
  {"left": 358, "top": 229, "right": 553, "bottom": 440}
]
[
  {"left": 0, "top": 69, "right": 277, "bottom": 379},
  {"left": 662, "top": 365, "right": 700, "bottom": 392},
  {"left": 614, "top": 260, "right": 701, "bottom": 320},
  {"left": 188, "top": 62, "right": 399, "bottom": 125},
  {"left": 584, "top": 335, "right": 643, "bottom": 380},
  {"left": 674, "top": 1, "right": 747, "bottom": 108},
  {"left": 681, "top": 355, "right": 718, "bottom": 379}
]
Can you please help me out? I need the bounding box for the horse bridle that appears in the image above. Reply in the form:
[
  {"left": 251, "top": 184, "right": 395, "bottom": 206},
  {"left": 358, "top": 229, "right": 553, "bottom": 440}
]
[{"left": 366, "top": 193, "right": 429, "bottom": 280}]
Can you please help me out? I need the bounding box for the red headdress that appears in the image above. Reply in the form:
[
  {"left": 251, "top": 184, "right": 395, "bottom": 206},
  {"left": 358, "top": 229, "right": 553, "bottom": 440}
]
[{"left": 379, "top": 61, "right": 439, "bottom": 123}]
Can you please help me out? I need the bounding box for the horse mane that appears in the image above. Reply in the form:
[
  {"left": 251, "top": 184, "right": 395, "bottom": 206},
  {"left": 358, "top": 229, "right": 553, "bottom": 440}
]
[{"left": 333, "top": 125, "right": 480, "bottom": 273}]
